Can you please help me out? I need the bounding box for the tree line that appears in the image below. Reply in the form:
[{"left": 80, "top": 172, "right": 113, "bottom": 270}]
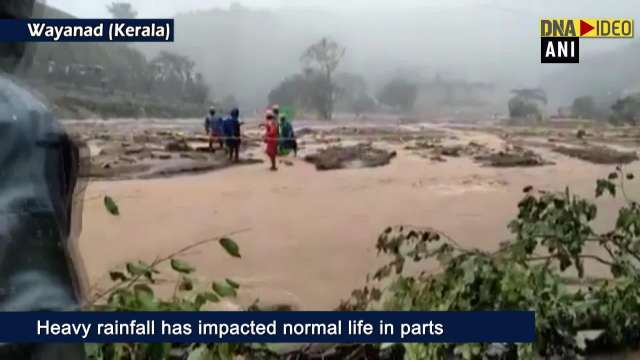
[
  {"left": 268, "top": 37, "right": 419, "bottom": 120},
  {"left": 508, "top": 88, "right": 640, "bottom": 126}
]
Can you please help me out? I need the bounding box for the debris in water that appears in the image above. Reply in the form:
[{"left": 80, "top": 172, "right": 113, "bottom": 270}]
[
  {"left": 304, "top": 143, "right": 397, "bottom": 171},
  {"left": 553, "top": 145, "right": 638, "bottom": 164},
  {"left": 474, "top": 147, "right": 551, "bottom": 167}
]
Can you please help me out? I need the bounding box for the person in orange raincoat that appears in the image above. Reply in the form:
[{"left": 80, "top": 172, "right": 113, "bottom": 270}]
[{"left": 264, "top": 110, "right": 279, "bottom": 171}]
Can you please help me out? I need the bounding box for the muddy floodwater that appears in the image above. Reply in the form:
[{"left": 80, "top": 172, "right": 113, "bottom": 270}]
[{"left": 68, "top": 118, "right": 640, "bottom": 311}]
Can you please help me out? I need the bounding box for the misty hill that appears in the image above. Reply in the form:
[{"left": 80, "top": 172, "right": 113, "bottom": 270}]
[
  {"left": 131, "top": 1, "right": 640, "bottom": 117},
  {"left": 136, "top": 3, "right": 541, "bottom": 113},
  {"left": 23, "top": 4, "right": 146, "bottom": 77},
  {"left": 543, "top": 39, "right": 640, "bottom": 109}
]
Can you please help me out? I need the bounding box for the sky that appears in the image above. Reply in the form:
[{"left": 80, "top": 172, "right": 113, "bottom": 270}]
[{"left": 43, "top": 0, "right": 536, "bottom": 18}]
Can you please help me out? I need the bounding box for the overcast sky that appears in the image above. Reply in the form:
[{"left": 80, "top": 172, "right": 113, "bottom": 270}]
[
  {"left": 43, "top": 0, "right": 540, "bottom": 18},
  {"left": 42, "top": 0, "right": 640, "bottom": 19}
]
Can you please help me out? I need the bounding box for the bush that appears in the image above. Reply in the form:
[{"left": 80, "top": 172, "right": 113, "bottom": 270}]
[
  {"left": 571, "top": 96, "right": 603, "bottom": 120},
  {"left": 610, "top": 95, "right": 640, "bottom": 125},
  {"left": 377, "top": 77, "right": 418, "bottom": 113},
  {"left": 342, "top": 168, "right": 640, "bottom": 359},
  {"left": 508, "top": 96, "right": 540, "bottom": 119}
]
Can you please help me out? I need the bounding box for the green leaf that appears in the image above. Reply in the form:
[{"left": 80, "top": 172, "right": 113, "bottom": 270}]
[
  {"left": 596, "top": 179, "right": 616, "bottom": 198},
  {"left": 143, "top": 343, "right": 170, "bottom": 360},
  {"left": 109, "top": 271, "right": 128, "bottom": 282},
  {"left": 194, "top": 292, "right": 220, "bottom": 309},
  {"left": 225, "top": 278, "right": 240, "bottom": 289},
  {"left": 187, "top": 346, "right": 210, "bottom": 360},
  {"left": 171, "top": 259, "right": 195, "bottom": 274},
  {"left": 179, "top": 277, "right": 194, "bottom": 292},
  {"left": 212, "top": 281, "right": 237, "bottom": 297},
  {"left": 126, "top": 261, "right": 152, "bottom": 277},
  {"left": 134, "top": 284, "right": 155, "bottom": 308},
  {"left": 195, "top": 292, "right": 220, "bottom": 309},
  {"left": 219, "top": 237, "right": 241, "bottom": 258},
  {"left": 85, "top": 343, "right": 103, "bottom": 360},
  {"left": 103, "top": 196, "right": 120, "bottom": 216},
  {"left": 217, "top": 343, "right": 234, "bottom": 360}
]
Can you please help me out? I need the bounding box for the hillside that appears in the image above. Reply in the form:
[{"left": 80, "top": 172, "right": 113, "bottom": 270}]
[
  {"left": 542, "top": 40, "right": 640, "bottom": 108},
  {"left": 22, "top": 4, "right": 146, "bottom": 76},
  {"left": 18, "top": 4, "right": 208, "bottom": 119}
]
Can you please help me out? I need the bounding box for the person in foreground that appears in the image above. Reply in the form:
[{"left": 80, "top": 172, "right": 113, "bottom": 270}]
[
  {"left": 0, "top": 2, "right": 87, "bottom": 359},
  {"left": 264, "top": 110, "right": 279, "bottom": 171},
  {"left": 0, "top": 76, "right": 87, "bottom": 360}
]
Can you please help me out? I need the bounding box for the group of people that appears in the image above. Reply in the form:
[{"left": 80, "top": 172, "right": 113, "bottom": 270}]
[
  {"left": 204, "top": 107, "right": 241, "bottom": 162},
  {"left": 263, "top": 105, "right": 297, "bottom": 171},
  {"left": 203, "top": 104, "right": 297, "bottom": 171}
]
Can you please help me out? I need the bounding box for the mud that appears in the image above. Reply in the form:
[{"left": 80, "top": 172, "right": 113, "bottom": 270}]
[{"left": 66, "top": 121, "right": 265, "bottom": 180}]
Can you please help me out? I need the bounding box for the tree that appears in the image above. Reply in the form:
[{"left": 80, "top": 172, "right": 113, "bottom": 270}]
[
  {"left": 106, "top": 2, "right": 138, "bottom": 18},
  {"left": 334, "top": 72, "right": 374, "bottom": 115},
  {"left": 571, "top": 96, "right": 600, "bottom": 119},
  {"left": 186, "top": 73, "right": 210, "bottom": 104},
  {"left": 351, "top": 93, "right": 377, "bottom": 117},
  {"left": 219, "top": 95, "right": 239, "bottom": 113},
  {"left": 610, "top": 95, "right": 640, "bottom": 125},
  {"left": 508, "top": 88, "right": 547, "bottom": 120},
  {"left": 150, "top": 51, "right": 198, "bottom": 99},
  {"left": 268, "top": 74, "right": 307, "bottom": 109},
  {"left": 511, "top": 88, "right": 548, "bottom": 104},
  {"left": 151, "top": 51, "right": 194, "bottom": 82},
  {"left": 300, "top": 37, "right": 345, "bottom": 120},
  {"left": 377, "top": 77, "right": 418, "bottom": 113}
]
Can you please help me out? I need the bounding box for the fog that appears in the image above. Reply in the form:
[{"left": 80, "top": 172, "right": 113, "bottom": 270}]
[{"left": 48, "top": 0, "right": 640, "bottom": 114}]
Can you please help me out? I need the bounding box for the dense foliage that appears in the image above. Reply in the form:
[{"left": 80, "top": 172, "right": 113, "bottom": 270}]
[
  {"left": 571, "top": 96, "right": 603, "bottom": 120},
  {"left": 268, "top": 37, "right": 345, "bottom": 120},
  {"left": 507, "top": 89, "right": 547, "bottom": 120},
  {"left": 610, "top": 95, "right": 640, "bottom": 126},
  {"left": 377, "top": 77, "right": 418, "bottom": 113},
  {"left": 341, "top": 168, "right": 640, "bottom": 359}
]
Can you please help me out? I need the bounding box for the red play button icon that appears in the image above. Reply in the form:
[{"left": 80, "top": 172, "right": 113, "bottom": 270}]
[{"left": 580, "top": 20, "right": 594, "bottom": 36}]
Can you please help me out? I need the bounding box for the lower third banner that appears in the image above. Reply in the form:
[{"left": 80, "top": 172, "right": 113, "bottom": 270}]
[{"left": 0, "top": 311, "right": 534, "bottom": 343}]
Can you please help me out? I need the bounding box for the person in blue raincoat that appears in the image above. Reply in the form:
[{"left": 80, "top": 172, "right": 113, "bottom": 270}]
[
  {"left": 204, "top": 107, "right": 224, "bottom": 152},
  {"left": 223, "top": 108, "right": 241, "bottom": 162}
]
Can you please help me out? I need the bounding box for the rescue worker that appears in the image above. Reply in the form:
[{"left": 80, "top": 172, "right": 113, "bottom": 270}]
[{"left": 264, "top": 110, "right": 279, "bottom": 171}]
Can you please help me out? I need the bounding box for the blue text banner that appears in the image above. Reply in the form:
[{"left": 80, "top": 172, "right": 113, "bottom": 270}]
[
  {"left": 0, "top": 19, "right": 174, "bottom": 42},
  {"left": 0, "top": 311, "right": 535, "bottom": 343}
]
